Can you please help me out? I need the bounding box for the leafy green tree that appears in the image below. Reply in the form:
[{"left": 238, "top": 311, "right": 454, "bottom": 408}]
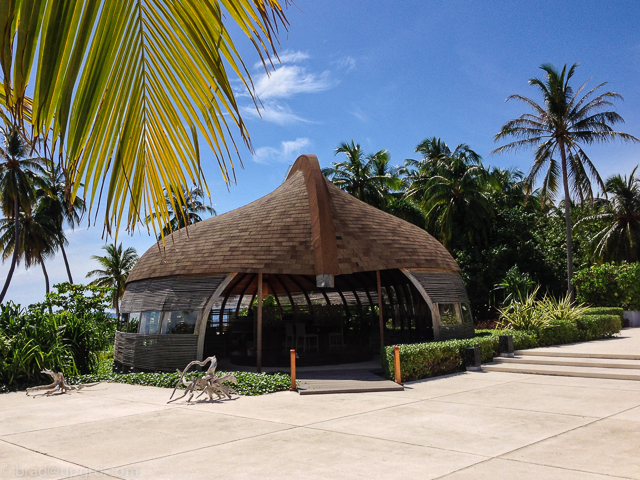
[
  {"left": 579, "top": 167, "right": 640, "bottom": 263},
  {"left": 493, "top": 63, "right": 638, "bottom": 299},
  {"left": 36, "top": 160, "right": 85, "bottom": 283},
  {"left": 86, "top": 244, "right": 138, "bottom": 320},
  {"left": 0, "top": 130, "right": 43, "bottom": 302},
  {"left": 146, "top": 186, "right": 216, "bottom": 240},
  {"left": 406, "top": 138, "right": 492, "bottom": 250},
  {"left": 323, "top": 141, "right": 402, "bottom": 209}
]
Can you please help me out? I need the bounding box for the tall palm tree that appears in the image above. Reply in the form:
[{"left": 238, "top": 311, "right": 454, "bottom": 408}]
[
  {"left": 579, "top": 167, "right": 640, "bottom": 263},
  {"left": 405, "top": 138, "right": 492, "bottom": 250},
  {"left": 0, "top": 206, "right": 58, "bottom": 296},
  {"left": 86, "top": 244, "right": 139, "bottom": 320},
  {"left": 146, "top": 186, "right": 216, "bottom": 239},
  {"left": 323, "top": 141, "right": 401, "bottom": 209},
  {"left": 0, "top": 1, "right": 287, "bottom": 237},
  {"left": 493, "top": 63, "right": 638, "bottom": 299},
  {"left": 37, "top": 159, "right": 85, "bottom": 283},
  {"left": 0, "top": 130, "right": 42, "bottom": 303}
]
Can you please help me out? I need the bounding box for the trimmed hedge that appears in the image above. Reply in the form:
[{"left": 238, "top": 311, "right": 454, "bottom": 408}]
[
  {"left": 576, "top": 314, "right": 622, "bottom": 342},
  {"left": 585, "top": 307, "right": 624, "bottom": 322},
  {"left": 382, "top": 315, "right": 622, "bottom": 382},
  {"left": 381, "top": 330, "right": 538, "bottom": 382}
]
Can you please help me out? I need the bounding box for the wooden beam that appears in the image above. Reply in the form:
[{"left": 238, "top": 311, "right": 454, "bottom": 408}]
[
  {"left": 377, "top": 270, "right": 385, "bottom": 348},
  {"left": 256, "top": 273, "right": 263, "bottom": 373}
]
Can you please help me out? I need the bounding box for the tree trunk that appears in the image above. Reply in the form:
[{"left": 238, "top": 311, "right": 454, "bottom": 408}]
[
  {"left": 40, "top": 257, "right": 53, "bottom": 315},
  {"left": 0, "top": 199, "right": 21, "bottom": 304},
  {"left": 60, "top": 242, "right": 74, "bottom": 284},
  {"left": 114, "top": 280, "right": 120, "bottom": 322},
  {"left": 559, "top": 140, "right": 575, "bottom": 302}
]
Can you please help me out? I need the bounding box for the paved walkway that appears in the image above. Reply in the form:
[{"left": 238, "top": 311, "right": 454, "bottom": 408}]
[{"left": 2, "top": 331, "right": 640, "bottom": 479}]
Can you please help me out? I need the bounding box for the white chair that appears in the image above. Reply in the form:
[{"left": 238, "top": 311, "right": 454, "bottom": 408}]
[
  {"left": 329, "top": 326, "right": 345, "bottom": 350},
  {"left": 296, "top": 322, "right": 318, "bottom": 352}
]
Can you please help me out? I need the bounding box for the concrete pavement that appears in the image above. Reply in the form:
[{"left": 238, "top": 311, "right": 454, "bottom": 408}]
[{"left": 2, "top": 333, "right": 640, "bottom": 479}]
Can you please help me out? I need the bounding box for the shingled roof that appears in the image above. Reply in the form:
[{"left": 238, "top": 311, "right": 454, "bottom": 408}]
[{"left": 127, "top": 154, "right": 460, "bottom": 283}]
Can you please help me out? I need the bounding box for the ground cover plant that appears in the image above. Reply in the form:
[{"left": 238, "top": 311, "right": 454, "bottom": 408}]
[{"left": 68, "top": 359, "right": 290, "bottom": 397}]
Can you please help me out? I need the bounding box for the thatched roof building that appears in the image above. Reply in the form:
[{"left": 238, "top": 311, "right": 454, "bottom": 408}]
[{"left": 116, "top": 155, "right": 473, "bottom": 372}]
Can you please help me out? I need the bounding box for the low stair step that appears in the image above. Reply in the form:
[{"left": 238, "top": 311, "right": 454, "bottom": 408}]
[
  {"left": 483, "top": 362, "right": 640, "bottom": 381},
  {"left": 514, "top": 350, "right": 640, "bottom": 361},
  {"left": 495, "top": 355, "right": 640, "bottom": 370}
]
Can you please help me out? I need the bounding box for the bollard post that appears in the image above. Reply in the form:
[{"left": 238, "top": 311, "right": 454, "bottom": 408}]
[
  {"left": 499, "top": 335, "right": 515, "bottom": 357},
  {"left": 465, "top": 347, "right": 482, "bottom": 372},
  {"left": 290, "top": 349, "right": 297, "bottom": 391},
  {"left": 393, "top": 345, "right": 402, "bottom": 384}
]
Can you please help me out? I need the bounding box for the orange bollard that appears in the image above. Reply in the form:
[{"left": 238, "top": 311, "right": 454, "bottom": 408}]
[
  {"left": 393, "top": 345, "right": 402, "bottom": 385},
  {"left": 290, "top": 349, "right": 297, "bottom": 391}
]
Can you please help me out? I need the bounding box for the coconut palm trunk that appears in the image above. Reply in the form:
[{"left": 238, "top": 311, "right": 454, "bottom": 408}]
[
  {"left": 60, "top": 243, "right": 73, "bottom": 284},
  {"left": 0, "top": 199, "right": 20, "bottom": 303},
  {"left": 559, "top": 140, "right": 575, "bottom": 301}
]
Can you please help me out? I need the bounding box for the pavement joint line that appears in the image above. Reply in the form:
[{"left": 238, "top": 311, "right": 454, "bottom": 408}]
[
  {"left": 491, "top": 457, "right": 637, "bottom": 480},
  {"left": 0, "top": 405, "right": 175, "bottom": 438},
  {"left": 0, "top": 437, "right": 103, "bottom": 478},
  {"left": 92, "top": 425, "right": 302, "bottom": 473},
  {"left": 515, "top": 376, "right": 640, "bottom": 394}
]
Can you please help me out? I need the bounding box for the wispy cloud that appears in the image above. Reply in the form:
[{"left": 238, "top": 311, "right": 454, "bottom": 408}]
[
  {"left": 254, "top": 49, "right": 310, "bottom": 69},
  {"left": 253, "top": 65, "right": 333, "bottom": 100},
  {"left": 334, "top": 55, "right": 356, "bottom": 72},
  {"left": 349, "top": 105, "right": 368, "bottom": 122},
  {"left": 253, "top": 137, "right": 311, "bottom": 164},
  {"left": 241, "top": 102, "right": 309, "bottom": 126}
]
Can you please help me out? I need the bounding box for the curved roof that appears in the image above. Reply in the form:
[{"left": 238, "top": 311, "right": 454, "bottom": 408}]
[{"left": 127, "top": 155, "right": 459, "bottom": 283}]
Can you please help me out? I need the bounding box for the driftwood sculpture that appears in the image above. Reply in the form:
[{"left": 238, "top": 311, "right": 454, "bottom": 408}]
[
  {"left": 26, "top": 369, "right": 100, "bottom": 397},
  {"left": 168, "top": 355, "right": 238, "bottom": 403}
]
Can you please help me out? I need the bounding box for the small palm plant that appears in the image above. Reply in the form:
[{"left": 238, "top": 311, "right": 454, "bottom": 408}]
[
  {"left": 86, "top": 244, "right": 138, "bottom": 320},
  {"left": 498, "top": 287, "right": 551, "bottom": 330},
  {"left": 538, "top": 293, "right": 589, "bottom": 323}
]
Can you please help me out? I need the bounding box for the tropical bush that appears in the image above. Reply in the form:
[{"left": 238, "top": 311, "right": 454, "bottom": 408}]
[
  {"left": 574, "top": 262, "right": 640, "bottom": 310},
  {"left": 498, "top": 288, "right": 550, "bottom": 330},
  {"left": 0, "top": 284, "right": 114, "bottom": 389}
]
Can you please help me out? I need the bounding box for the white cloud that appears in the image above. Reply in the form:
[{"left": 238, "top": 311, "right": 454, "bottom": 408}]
[
  {"left": 241, "top": 102, "right": 309, "bottom": 126},
  {"left": 349, "top": 105, "right": 369, "bottom": 122},
  {"left": 253, "top": 65, "right": 333, "bottom": 100},
  {"left": 254, "top": 50, "right": 310, "bottom": 69},
  {"left": 253, "top": 138, "right": 311, "bottom": 164},
  {"left": 334, "top": 55, "right": 356, "bottom": 72}
]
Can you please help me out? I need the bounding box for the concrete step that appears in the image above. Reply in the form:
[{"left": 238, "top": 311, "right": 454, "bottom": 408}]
[
  {"left": 483, "top": 362, "right": 640, "bottom": 381},
  {"left": 494, "top": 355, "right": 640, "bottom": 370},
  {"left": 514, "top": 350, "right": 640, "bottom": 360}
]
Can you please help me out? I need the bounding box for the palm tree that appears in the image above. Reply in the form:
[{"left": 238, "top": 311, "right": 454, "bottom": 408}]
[
  {"left": 86, "top": 244, "right": 139, "bottom": 320},
  {"left": 0, "top": 130, "right": 43, "bottom": 303},
  {"left": 0, "top": 1, "right": 288, "bottom": 237},
  {"left": 0, "top": 206, "right": 58, "bottom": 296},
  {"left": 405, "top": 139, "right": 492, "bottom": 250},
  {"left": 37, "top": 160, "right": 85, "bottom": 283},
  {"left": 493, "top": 63, "right": 638, "bottom": 299},
  {"left": 579, "top": 167, "right": 640, "bottom": 263},
  {"left": 323, "top": 141, "right": 402, "bottom": 209},
  {"left": 146, "top": 186, "right": 216, "bottom": 239}
]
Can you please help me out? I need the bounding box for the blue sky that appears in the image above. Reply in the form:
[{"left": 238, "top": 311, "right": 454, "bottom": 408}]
[{"left": 3, "top": 0, "right": 640, "bottom": 306}]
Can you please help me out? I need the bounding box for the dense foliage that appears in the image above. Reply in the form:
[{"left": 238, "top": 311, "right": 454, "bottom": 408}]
[
  {"left": 574, "top": 262, "right": 640, "bottom": 310},
  {"left": 0, "top": 284, "right": 114, "bottom": 389}
]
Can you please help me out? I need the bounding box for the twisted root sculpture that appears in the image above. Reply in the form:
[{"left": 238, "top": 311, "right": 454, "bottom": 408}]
[
  {"left": 26, "top": 369, "right": 101, "bottom": 397},
  {"left": 168, "top": 356, "right": 238, "bottom": 404}
]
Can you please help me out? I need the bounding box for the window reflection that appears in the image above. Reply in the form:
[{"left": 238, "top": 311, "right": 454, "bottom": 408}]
[
  {"left": 138, "top": 311, "right": 162, "bottom": 334},
  {"left": 460, "top": 303, "right": 473, "bottom": 324},
  {"left": 161, "top": 311, "right": 199, "bottom": 334},
  {"left": 438, "top": 303, "right": 462, "bottom": 325}
]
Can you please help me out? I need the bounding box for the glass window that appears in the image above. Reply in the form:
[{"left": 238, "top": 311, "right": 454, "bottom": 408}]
[
  {"left": 117, "top": 313, "right": 128, "bottom": 332},
  {"left": 460, "top": 303, "right": 473, "bottom": 324},
  {"left": 438, "top": 303, "right": 462, "bottom": 325},
  {"left": 161, "top": 310, "right": 199, "bottom": 334},
  {"left": 138, "top": 311, "right": 162, "bottom": 334},
  {"left": 127, "top": 312, "right": 141, "bottom": 333}
]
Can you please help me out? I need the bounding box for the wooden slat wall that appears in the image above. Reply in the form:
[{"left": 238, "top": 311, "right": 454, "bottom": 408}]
[
  {"left": 114, "top": 331, "right": 198, "bottom": 372},
  {"left": 409, "top": 271, "right": 469, "bottom": 303},
  {"left": 121, "top": 275, "right": 228, "bottom": 312}
]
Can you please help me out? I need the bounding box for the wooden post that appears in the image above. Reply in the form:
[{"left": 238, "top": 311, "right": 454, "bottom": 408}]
[
  {"left": 377, "top": 270, "right": 385, "bottom": 348},
  {"left": 256, "top": 273, "right": 263, "bottom": 373},
  {"left": 290, "top": 349, "right": 297, "bottom": 391},
  {"left": 393, "top": 345, "right": 402, "bottom": 384}
]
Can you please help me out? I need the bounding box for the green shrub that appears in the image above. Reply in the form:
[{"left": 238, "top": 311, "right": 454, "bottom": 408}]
[
  {"left": 575, "top": 314, "right": 621, "bottom": 341},
  {"left": 574, "top": 262, "right": 640, "bottom": 310},
  {"left": 536, "top": 319, "right": 579, "bottom": 347},
  {"left": 585, "top": 307, "right": 624, "bottom": 322},
  {"left": 381, "top": 330, "right": 538, "bottom": 382},
  {"left": 498, "top": 287, "right": 551, "bottom": 330},
  {"left": 539, "top": 294, "right": 589, "bottom": 323}
]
